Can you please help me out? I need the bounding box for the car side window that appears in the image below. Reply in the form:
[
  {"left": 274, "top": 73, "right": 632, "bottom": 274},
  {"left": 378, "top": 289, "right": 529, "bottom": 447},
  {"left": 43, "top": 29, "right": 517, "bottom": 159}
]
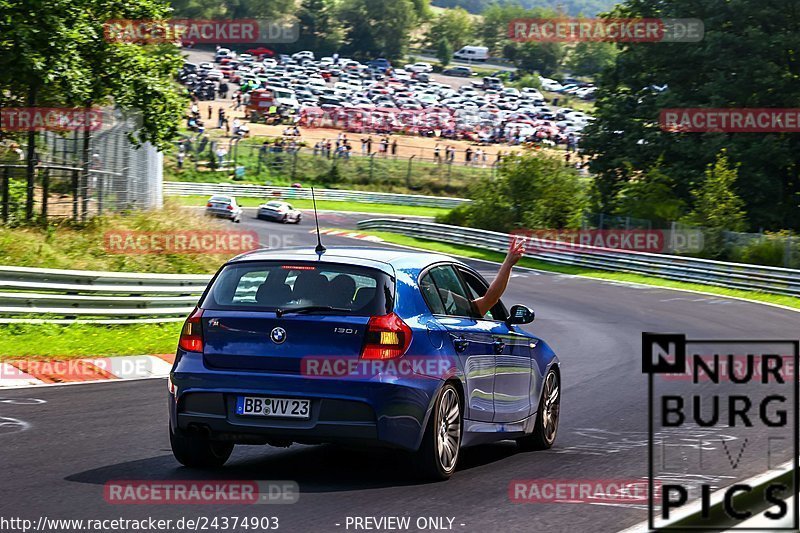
[
  {"left": 421, "top": 265, "right": 474, "bottom": 317},
  {"left": 458, "top": 268, "right": 508, "bottom": 322},
  {"left": 419, "top": 274, "right": 446, "bottom": 315}
]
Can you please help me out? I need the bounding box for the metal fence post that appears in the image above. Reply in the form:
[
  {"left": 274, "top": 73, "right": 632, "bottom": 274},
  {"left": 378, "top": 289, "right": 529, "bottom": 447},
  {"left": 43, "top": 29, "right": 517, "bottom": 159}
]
[
  {"left": 406, "top": 155, "right": 415, "bottom": 188},
  {"left": 97, "top": 172, "right": 104, "bottom": 216},
  {"left": 71, "top": 169, "right": 79, "bottom": 221},
  {"left": 41, "top": 168, "right": 49, "bottom": 222},
  {"left": 1, "top": 167, "right": 9, "bottom": 224},
  {"left": 369, "top": 153, "right": 375, "bottom": 182},
  {"left": 291, "top": 151, "right": 298, "bottom": 180}
]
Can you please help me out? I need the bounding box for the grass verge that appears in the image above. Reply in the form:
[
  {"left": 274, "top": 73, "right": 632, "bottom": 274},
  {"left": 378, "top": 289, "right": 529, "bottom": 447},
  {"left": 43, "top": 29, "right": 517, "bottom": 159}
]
[
  {"left": 364, "top": 230, "right": 800, "bottom": 311},
  {"left": 0, "top": 322, "right": 183, "bottom": 359},
  {"left": 175, "top": 195, "right": 452, "bottom": 217},
  {"left": 0, "top": 200, "right": 239, "bottom": 274}
]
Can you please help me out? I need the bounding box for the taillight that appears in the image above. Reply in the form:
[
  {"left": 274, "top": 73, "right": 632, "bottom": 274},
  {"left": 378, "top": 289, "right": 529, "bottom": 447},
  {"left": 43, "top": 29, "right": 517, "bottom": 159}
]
[
  {"left": 178, "top": 308, "right": 204, "bottom": 352},
  {"left": 360, "top": 313, "right": 412, "bottom": 360},
  {"left": 226, "top": 204, "right": 233, "bottom": 210},
  {"left": 206, "top": 202, "right": 212, "bottom": 207}
]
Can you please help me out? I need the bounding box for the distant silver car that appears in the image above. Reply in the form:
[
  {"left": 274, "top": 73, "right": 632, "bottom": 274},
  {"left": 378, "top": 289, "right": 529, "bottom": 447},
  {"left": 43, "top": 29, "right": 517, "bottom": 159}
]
[
  {"left": 257, "top": 200, "right": 302, "bottom": 224},
  {"left": 205, "top": 195, "right": 242, "bottom": 223}
]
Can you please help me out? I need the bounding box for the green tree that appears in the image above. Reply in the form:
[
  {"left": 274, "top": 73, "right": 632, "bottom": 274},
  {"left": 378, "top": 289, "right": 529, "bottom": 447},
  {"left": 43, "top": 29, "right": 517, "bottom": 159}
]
[
  {"left": 581, "top": 0, "right": 800, "bottom": 231},
  {"left": 441, "top": 154, "right": 586, "bottom": 231},
  {"left": 514, "top": 41, "right": 566, "bottom": 77},
  {"left": 477, "top": 4, "right": 558, "bottom": 56},
  {"left": 296, "top": 0, "right": 344, "bottom": 56},
  {"left": 0, "top": 0, "right": 97, "bottom": 219},
  {"left": 477, "top": 4, "right": 531, "bottom": 55},
  {"left": 0, "top": 0, "right": 187, "bottom": 220},
  {"left": 566, "top": 41, "right": 618, "bottom": 77},
  {"left": 684, "top": 151, "right": 747, "bottom": 231},
  {"left": 338, "top": 0, "right": 424, "bottom": 61},
  {"left": 612, "top": 163, "right": 686, "bottom": 226},
  {"left": 436, "top": 37, "right": 453, "bottom": 67},
  {"left": 426, "top": 8, "right": 474, "bottom": 51}
]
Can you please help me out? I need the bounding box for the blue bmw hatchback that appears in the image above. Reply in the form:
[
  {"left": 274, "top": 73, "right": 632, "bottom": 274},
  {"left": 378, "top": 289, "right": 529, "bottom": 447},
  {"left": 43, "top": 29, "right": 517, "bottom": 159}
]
[{"left": 169, "top": 247, "right": 561, "bottom": 479}]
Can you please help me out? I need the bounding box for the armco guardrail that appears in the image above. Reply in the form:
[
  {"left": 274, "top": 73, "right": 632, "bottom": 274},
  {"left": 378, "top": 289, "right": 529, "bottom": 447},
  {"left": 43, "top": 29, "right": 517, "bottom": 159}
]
[
  {"left": 0, "top": 266, "right": 211, "bottom": 324},
  {"left": 356, "top": 219, "right": 800, "bottom": 298},
  {"left": 164, "top": 182, "right": 470, "bottom": 209}
]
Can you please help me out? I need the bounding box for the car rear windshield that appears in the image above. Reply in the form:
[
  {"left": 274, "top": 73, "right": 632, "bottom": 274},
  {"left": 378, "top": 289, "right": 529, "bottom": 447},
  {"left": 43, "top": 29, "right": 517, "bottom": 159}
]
[{"left": 200, "top": 261, "right": 395, "bottom": 315}]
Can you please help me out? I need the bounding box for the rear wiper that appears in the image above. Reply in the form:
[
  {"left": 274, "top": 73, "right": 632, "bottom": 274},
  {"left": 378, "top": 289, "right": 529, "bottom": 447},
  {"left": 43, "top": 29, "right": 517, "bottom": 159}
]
[{"left": 276, "top": 305, "right": 351, "bottom": 317}]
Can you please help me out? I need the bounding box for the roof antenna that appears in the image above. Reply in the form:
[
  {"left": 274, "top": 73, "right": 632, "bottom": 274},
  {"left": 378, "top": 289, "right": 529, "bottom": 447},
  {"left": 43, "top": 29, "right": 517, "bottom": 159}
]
[{"left": 312, "top": 187, "right": 326, "bottom": 256}]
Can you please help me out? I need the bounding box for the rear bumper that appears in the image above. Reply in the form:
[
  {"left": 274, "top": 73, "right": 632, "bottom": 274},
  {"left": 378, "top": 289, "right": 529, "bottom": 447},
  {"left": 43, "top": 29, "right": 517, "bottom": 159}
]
[
  {"left": 169, "top": 351, "right": 443, "bottom": 451},
  {"left": 206, "top": 209, "right": 237, "bottom": 220},
  {"left": 257, "top": 210, "right": 283, "bottom": 221}
]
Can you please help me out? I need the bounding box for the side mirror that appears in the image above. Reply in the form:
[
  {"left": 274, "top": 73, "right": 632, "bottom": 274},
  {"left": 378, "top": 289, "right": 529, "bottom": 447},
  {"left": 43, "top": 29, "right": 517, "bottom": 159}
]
[{"left": 507, "top": 304, "right": 535, "bottom": 325}]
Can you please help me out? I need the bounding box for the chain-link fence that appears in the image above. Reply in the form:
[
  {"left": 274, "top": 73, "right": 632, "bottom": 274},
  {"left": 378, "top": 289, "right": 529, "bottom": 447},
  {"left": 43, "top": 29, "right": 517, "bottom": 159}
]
[{"left": 0, "top": 108, "right": 162, "bottom": 224}]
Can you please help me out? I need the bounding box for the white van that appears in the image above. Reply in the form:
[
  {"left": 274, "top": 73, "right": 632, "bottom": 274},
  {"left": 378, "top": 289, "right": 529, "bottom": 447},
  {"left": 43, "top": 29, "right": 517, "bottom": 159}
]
[{"left": 453, "top": 46, "right": 489, "bottom": 62}]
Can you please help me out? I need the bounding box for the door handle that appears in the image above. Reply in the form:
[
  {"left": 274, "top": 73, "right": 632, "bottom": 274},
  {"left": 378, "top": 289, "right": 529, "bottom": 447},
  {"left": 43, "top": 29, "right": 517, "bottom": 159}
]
[
  {"left": 493, "top": 340, "right": 506, "bottom": 354},
  {"left": 453, "top": 337, "right": 469, "bottom": 353}
]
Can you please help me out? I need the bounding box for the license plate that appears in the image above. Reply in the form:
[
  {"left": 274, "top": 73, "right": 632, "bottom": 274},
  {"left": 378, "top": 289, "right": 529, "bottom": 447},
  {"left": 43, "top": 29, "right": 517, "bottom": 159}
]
[{"left": 236, "top": 396, "right": 310, "bottom": 419}]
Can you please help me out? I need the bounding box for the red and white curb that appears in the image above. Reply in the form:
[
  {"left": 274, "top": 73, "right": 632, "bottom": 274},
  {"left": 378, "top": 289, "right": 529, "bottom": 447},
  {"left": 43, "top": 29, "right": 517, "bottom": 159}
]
[
  {"left": 0, "top": 354, "right": 175, "bottom": 388},
  {"left": 312, "top": 228, "right": 384, "bottom": 243}
]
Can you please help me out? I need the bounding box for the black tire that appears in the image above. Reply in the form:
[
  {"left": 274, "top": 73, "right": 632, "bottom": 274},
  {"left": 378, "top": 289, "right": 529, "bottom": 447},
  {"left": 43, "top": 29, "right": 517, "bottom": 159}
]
[
  {"left": 517, "top": 368, "right": 560, "bottom": 451},
  {"left": 415, "top": 383, "right": 462, "bottom": 481},
  {"left": 294, "top": 215, "right": 302, "bottom": 224},
  {"left": 281, "top": 214, "right": 288, "bottom": 223},
  {"left": 170, "top": 427, "right": 233, "bottom": 468}
]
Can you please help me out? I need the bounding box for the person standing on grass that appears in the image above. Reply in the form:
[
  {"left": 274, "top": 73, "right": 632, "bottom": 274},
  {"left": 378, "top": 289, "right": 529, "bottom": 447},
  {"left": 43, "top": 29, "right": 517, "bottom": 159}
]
[
  {"left": 391, "top": 139, "right": 397, "bottom": 157},
  {"left": 177, "top": 151, "right": 185, "bottom": 170}
]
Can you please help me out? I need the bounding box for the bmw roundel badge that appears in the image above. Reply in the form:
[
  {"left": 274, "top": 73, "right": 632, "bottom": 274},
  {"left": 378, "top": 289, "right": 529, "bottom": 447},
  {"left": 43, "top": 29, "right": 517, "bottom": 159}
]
[{"left": 270, "top": 327, "right": 287, "bottom": 344}]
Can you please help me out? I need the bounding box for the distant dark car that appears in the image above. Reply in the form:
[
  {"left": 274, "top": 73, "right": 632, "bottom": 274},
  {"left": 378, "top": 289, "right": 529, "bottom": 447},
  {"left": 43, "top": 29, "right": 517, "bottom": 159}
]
[
  {"left": 367, "top": 58, "right": 392, "bottom": 72},
  {"left": 257, "top": 201, "right": 302, "bottom": 224},
  {"left": 442, "top": 66, "right": 473, "bottom": 78}
]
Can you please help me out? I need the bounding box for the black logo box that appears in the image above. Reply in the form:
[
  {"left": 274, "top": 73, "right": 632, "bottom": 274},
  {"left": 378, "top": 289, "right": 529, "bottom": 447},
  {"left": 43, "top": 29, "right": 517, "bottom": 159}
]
[{"left": 642, "top": 333, "right": 799, "bottom": 531}]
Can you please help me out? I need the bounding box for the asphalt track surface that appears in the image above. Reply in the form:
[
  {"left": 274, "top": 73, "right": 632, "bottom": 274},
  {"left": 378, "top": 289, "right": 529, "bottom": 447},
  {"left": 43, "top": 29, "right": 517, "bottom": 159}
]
[{"left": 1, "top": 208, "right": 798, "bottom": 533}]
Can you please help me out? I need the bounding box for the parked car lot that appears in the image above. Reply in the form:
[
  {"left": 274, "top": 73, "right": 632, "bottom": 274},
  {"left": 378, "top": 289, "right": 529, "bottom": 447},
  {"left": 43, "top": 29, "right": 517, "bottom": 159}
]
[{"left": 180, "top": 49, "right": 595, "bottom": 146}]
